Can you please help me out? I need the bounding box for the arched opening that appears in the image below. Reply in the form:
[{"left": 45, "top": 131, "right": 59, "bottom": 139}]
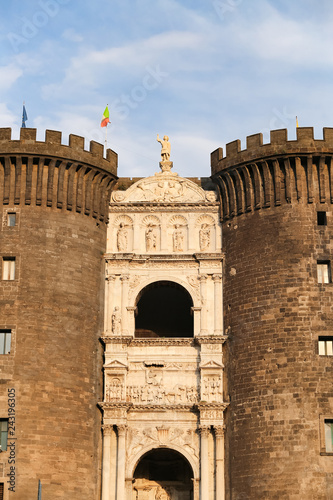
[
  {"left": 135, "top": 281, "right": 193, "bottom": 338},
  {"left": 133, "top": 448, "right": 193, "bottom": 499}
]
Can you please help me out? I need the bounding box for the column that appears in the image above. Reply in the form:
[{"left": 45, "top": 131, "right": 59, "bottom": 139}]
[
  {"left": 213, "top": 274, "right": 223, "bottom": 335},
  {"left": 127, "top": 306, "right": 136, "bottom": 337},
  {"left": 199, "top": 425, "right": 210, "bottom": 500},
  {"left": 193, "top": 478, "right": 200, "bottom": 500},
  {"left": 120, "top": 275, "right": 130, "bottom": 335},
  {"left": 116, "top": 425, "right": 127, "bottom": 500},
  {"left": 106, "top": 275, "right": 116, "bottom": 334},
  {"left": 214, "top": 426, "right": 225, "bottom": 500},
  {"left": 132, "top": 217, "right": 140, "bottom": 252},
  {"left": 187, "top": 213, "right": 195, "bottom": 251},
  {"left": 199, "top": 275, "right": 208, "bottom": 334},
  {"left": 102, "top": 425, "right": 112, "bottom": 500},
  {"left": 110, "top": 428, "right": 117, "bottom": 500},
  {"left": 160, "top": 217, "right": 168, "bottom": 252}
]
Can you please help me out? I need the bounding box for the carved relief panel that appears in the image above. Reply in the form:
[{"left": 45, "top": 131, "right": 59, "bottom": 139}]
[
  {"left": 195, "top": 215, "right": 215, "bottom": 252},
  {"left": 142, "top": 215, "right": 161, "bottom": 252},
  {"left": 113, "top": 215, "right": 134, "bottom": 253},
  {"left": 169, "top": 215, "right": 188, "bottom": 252}
]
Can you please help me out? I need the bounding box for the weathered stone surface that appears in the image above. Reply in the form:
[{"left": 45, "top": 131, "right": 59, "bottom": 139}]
[
  {"left": 0, "top": 130, "right": 117, "bottom": 499},
  {"left": 213, "top": 134, "right": 333, "bottom": 499}
]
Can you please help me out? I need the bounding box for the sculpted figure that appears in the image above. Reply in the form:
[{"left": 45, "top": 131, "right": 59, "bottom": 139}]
[
  {"left": 111, "top": 306, "right": 121, "bottom": 335},
  {"left": 157, "top": 134, "right": 171, "bottom": 161},
  {"left": 145, "top": 226, "right": 157, "bottom": 251},
  {"left": 199, "top": 223, "right": 211, "bottom": 251},
  {"left": 116, "top": 223, "right": 128, "bottom": 251},
  {"left": 155, "top": 486, "right": 171, "bottom": 500},
  {"left": 173, "top": 224, "right": 184, "bottom": 252}
]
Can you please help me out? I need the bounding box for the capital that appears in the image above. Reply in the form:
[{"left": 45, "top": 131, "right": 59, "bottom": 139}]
[
  {"left": 102, "top": 424, "right": 113, "bottom": 436},
  {"left": 213, "top": 425, "right": 226, "bottom": 438},
  {"left": 212, "top": 274, "right": 222, "bottom": 282},
  {"left": 117, "top": 424, "right": 127, "bottom": 436},
  {"left": 198, "top": 425, "right": 210, "bottom": 438}
]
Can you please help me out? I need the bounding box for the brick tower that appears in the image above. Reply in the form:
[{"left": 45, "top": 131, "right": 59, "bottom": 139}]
[
  {"left": 0, "top": 128, "right": 117, "bottom": 499},
  {"left": 211, "top": 127, "right": 333, "bottom": 499}
]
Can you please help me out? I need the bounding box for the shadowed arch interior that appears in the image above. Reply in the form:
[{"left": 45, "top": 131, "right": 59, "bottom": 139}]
[
  {"left": 133, "top": 448, "right": 193, "bottom": 498},
  {"left": 135, "top": 281, "right": 193, "bottom": 338}
]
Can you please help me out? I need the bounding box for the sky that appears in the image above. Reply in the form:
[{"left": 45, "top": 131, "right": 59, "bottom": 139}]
[{"left": 1, "top": 0, "right": 333, "bottom": 179}]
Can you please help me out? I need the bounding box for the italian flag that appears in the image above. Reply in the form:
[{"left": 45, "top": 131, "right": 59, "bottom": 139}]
[{"left": 101, "top": 106, "right": 110, "bottom": 127}]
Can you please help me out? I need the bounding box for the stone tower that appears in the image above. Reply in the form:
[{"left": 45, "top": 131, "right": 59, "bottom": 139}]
[
  {"left": 0, "top": 128, "right": 117, "bottom": 499},
  {"left": 100, "top": 160, "right": 227, "bottom": 499},
  {"left": 211, "top": 127, "right": 333, "bottom": 499}
]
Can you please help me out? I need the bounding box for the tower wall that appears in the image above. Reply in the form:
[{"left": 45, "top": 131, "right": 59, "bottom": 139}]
[
  {"left": 212, "top": 127, "right": 333, "bottom": 499},
  {"left": 0, "top": 128, "right": 117, "bottom": 499}
]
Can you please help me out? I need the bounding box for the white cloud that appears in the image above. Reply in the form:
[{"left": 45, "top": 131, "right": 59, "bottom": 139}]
[
  {"left": 0, "top": 103, "right": 18, "bottom": 129},
  {"left": 62, "top": 28, "right": 84, "bottom": 43},
  {"left": 0, "top": 63, "right": 22, "bottom": 92}
]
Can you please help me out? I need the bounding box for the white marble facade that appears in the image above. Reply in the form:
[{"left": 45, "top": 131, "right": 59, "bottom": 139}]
[{"left": 100, "top": 163, "right": 228, "bottom": 500}]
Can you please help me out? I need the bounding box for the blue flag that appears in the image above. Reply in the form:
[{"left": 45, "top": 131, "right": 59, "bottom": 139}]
[
  {"left": 22, "top": 104, "right": 28, "bottom": 128},
  {"left": 37, "top": 480, "right": 42, "bottom": 500}
]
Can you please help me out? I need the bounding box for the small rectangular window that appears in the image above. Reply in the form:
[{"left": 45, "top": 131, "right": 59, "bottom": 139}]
[
  {"left": 7, "top": 213, "right": 16, "bottom": 227},
  {"left": 0, "top": 419, "right": 8, "bottom": 452},
  {"left": 325, "top": 419, "right": 333, "bottom": 453},
  {"left": 317, "top": 261, "right": 330, "bottom": 284},
  {"left": 0, "top": 330, "right": 11, "bottom": 355},
  {"left": 2, "top": 257, "right": 15, "bottom": 280},
  {"left": 0, "top": 482, "right": 3, "bottom": 500},
  {"left": 318, "top": 336, "right": 333, "bottom": 356},
  {"left": 317, "top": 211, "right": 327, "bottom": 226}
]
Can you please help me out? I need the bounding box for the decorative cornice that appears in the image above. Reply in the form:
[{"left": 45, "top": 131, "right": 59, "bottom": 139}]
[
  {"left": 129, "top": 403, "right": 197, "bottom": 411},
  {"left": 101, "top": 335, "right": 229, "bottom": 346},
  {"left": 98, "top": 402, "right": 133, "bottom": 410},
  {"left": 195, "top": 335, "right": 228, "bottom": 345},
  {"left": 129, "top": 338, "right": 196, "bottom": 347},
  {"left": 105, "top": 253, "right": 223, "bottom": 263},
  {"left": 100, "top": 336, "right": 133, "bottom": 345},
  {"left": 198, "top": 402, "right": 229, "bottom": 411}
]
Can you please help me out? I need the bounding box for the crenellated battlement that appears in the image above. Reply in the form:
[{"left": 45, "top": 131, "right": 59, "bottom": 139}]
[
  {"left": 0, "top": 127, "right": 118, "bottom": 174},
  {"left": 211, "top": 127, "right": 333, "bottom": 174},
  {"left": 211, "top": 127, "right": 333, "bottom": 220},
  {"left": 0, "top": 128, "right": 118, "bottom": 221}
]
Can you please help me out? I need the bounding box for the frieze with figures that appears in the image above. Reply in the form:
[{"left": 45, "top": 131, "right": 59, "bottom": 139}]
[
  {"left": 126, "top": 384, "right": 198, "bottom": 405},
  {"left": 127, "top": 426, "right": 199, "bottom": 461}
]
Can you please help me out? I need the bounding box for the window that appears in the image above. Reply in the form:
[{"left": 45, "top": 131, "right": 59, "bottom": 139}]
[
  {"left": 0, "top": 330, "right": 11, "bottom": 355},
  {"left": 317, "top": 261, "right": 330, "bottom": 284},
  {"left": 317, "top": 211, "right": 327, "bottom": 226},
  {"left": 7, "top": 213, "right": 16, "bottom": 227},
  {"left": 325, "top": 419, "right": 333, "bottom": 453},
  {"left": 318, "top": 336, "right": 333, "bottom": 356},
  {"left": 2, "top": 258, "right": 15, "bottom": 280},
  {"left": 0, "top": 419, "right": 8, "bottom": 451},
  {"left": 0, "top": 482, "right": 3, "bottom": 500}
]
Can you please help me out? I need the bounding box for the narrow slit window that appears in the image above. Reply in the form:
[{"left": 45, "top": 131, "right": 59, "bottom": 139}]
[
  {"left": 7, "top": 213, "right": 16, "bottom": 227},
  {"left": 0, "top": 482, "right": 4, "bottom": 500},
  {"left": 317, "top": 261, "right": 330, "bottom": 284},
  {"left": 0, "top": 419, "right": 8, "bottom": 452},
  {"left": 0, "top": 330, "right": 11, "bottom": 355},
  {"left": 317, "top": 211, "right": 327, "bottom": 226},
  {"left": 318, "top": 336, "right": 333, "bottom": 356},
  {"left": 325, "top": 419, "right": 333, "bottom": 453},
  {"left": 2, "top": 257, "right": 15, "bottom": 280}
]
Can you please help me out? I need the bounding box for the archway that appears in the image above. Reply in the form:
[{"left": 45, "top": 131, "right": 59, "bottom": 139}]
[
  {"left": 132, "top": 448, "right": 194, "bottom": 499},
  {"left": 135, "top": 281, "right": 194, "bottom": 338}
]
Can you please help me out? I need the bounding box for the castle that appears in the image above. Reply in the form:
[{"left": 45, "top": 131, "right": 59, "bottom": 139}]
[{"left": 0, "top": 126, "right": 332, "bottom": 500}]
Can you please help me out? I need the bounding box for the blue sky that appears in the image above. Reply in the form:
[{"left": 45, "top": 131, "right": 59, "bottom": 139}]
[{"left": 1, "top": 0, "right": 333, "bottom": 178}]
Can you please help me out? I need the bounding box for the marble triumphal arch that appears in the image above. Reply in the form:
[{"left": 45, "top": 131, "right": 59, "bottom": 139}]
[{"left": 100, "top": 150, "right": 228, "bottom": 499}]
